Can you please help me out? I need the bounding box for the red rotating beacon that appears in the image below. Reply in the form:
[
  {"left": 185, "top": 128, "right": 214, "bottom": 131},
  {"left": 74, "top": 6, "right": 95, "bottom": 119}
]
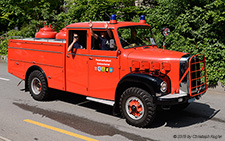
[
  {"left": 56, "top": 22, "right": 67, "bottom": 40},
  {"left": 35, "top": 24, "right": 57, "bottom": 39}
]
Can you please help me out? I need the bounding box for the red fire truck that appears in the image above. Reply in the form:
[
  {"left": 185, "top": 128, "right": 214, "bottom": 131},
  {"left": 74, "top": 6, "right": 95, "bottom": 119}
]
[{"left": 8, "top": 15, "right": 207, "bottom": 127}]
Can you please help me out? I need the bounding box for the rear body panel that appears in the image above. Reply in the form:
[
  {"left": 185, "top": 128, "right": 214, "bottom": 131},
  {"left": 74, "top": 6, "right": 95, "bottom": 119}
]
[{"left": 8, "top": 39, "right": 66, "bottom": 91}]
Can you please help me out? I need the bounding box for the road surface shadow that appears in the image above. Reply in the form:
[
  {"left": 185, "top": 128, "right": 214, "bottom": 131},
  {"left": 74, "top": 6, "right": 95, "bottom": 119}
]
[
  {"left": 38, "top": 89, "right": 222, "bottom": 129},
  {"left": 14, "top": 94, "right": 154, "bottom": 141},
  {"left": 148, "top": 103, "right": 221, "bottom": 128},
  {"left": 49, "top": 88, "right": 114, "bottom": 116}
]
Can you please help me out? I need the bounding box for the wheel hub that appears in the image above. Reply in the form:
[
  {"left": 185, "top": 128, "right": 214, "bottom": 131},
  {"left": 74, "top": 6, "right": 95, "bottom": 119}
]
[
  {"left": 131, "top": 105, "right": 137, "bottom": 113},
  {"left": 125, "top": 97, "right": 144, "bottom": 120},
  {"left": 31, "top": 77, "right": 42, "bottom": 95}
]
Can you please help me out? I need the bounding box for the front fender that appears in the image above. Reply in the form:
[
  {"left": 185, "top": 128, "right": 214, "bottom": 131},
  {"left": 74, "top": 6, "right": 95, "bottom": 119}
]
[
  {"left": 117, "top": 73, "right": 164, "bottom": 94},
  {"left": 113, "top": 73, "right": 164, "bottom": 115}
]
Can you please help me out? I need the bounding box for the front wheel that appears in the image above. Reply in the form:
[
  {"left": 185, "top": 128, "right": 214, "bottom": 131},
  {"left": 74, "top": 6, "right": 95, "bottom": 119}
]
[
  {"left": 120, "top": 87, "right": 156, "bottom": 127},
  {"left": 28, "top": 70, "right": 49, "bottom": 101}
]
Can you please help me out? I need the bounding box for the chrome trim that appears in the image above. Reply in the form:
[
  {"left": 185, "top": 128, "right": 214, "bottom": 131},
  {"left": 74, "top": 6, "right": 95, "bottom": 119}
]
[
  {"left": 86, "top": 97, "right": 114, "bottom": 106},
  {"left": 10, "top": 40, "right": 65, "bottom": 45},
  {"left": 159, "top": 93, "right": 188, "bottom": 99},
  {"left": 66, "top": 27, "right": 114, "bottom": 29},
  {"left": 8, "top": 47, "right": 63, "bottom": 54},
  {"left": 9, "top": 59, "right": 63, "bottom": 68},
  {"left": 179, "top": 54, "right": 192, "bottom": 94},
  {"left": 67, "top": 53, "right": 118, "bottom": 58},
  {"left": 159, "top": 90, "right": 205, "bottom": 100}
]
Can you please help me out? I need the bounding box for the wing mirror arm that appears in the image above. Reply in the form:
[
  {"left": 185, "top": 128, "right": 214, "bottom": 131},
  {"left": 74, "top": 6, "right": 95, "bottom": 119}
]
[{"left": 161, "top": 27, "right": 170, "bottom": 50}]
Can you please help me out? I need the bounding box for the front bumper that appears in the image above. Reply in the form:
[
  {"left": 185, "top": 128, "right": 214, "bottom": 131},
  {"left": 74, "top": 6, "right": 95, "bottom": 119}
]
[{"left": 156, "top": 91, "right": 206, "bottom": 105}]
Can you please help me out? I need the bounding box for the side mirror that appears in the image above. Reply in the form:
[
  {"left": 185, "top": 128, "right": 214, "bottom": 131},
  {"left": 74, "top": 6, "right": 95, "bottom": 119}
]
[
  {"left": 161, "top": 27, "right": 170, "bottom": 49},
  {"left": 161, "top": 27, "right": 170, "bottom": 37}
]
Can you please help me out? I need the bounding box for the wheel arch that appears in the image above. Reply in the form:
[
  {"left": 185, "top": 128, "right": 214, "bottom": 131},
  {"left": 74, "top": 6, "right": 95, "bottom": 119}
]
[
  {"left": 25, "top": 65, "right": 48, "bottom": 91},
  {"left": 113, "top": 73, "right": 163, "bottom": 115}
]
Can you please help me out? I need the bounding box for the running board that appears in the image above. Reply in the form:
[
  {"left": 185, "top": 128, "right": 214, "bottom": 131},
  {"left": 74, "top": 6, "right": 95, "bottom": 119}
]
[{"left": 86, "top": 97, "right": 115, "bottom": 106}]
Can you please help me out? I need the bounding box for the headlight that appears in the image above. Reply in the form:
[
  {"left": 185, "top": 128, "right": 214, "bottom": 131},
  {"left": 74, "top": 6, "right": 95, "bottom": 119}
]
[{"left": 160, "top": 81, "right": 167, "bottom": 93}]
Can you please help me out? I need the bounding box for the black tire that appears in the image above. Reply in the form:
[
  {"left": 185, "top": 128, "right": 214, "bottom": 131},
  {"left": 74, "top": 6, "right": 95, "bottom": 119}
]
[
  {"left": 120, "top": 87, "right": 156, "bottom": 127},
  {"left": 170, "top": 103, "right": 190, "bottom": 111},
  {"left": 28, "top": 70, "right": 49, "bottom": 101}
]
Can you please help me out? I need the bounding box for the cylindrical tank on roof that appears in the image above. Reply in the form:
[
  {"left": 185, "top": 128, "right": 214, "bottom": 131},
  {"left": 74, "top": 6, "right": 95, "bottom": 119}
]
[
  {"left": 56, "top": 27, "right": 66, "bottom": 39},
  {"left": 56, "top": 23, "right": 67, "bottom": 39},
  {"left": 35, "top": 24, "right": 57, "bottom": 39}
]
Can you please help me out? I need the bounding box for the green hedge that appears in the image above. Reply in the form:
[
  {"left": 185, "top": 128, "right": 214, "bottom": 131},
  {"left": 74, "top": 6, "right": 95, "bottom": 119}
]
[
  {"left": 0, "top": 20, "right": 43, "bottom": 55},
  {"left": 143, "top": 0, "right": 225, "bottom": 86}
]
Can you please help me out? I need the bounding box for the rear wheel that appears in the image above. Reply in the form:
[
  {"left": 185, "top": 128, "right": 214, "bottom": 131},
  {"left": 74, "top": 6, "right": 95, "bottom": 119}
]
[
  {"left": 120, "top": 87, "right": 156, "bottom": 127},
  {"left": 28, "top": 70, "right": 49, "bottom": 101}
]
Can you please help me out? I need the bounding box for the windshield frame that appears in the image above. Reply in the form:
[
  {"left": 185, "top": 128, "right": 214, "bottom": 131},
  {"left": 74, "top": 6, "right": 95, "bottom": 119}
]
[{"left": 117, "top": 25, "right": 157, "bottom": 49}]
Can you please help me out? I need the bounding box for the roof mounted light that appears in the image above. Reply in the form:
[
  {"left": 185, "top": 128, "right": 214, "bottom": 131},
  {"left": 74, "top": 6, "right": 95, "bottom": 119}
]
[
  {"left": 139, "top": 15, "right": 146, "bottom": 24},
  {"left": 110, "top": 14, "right": 117, "bottom": 24}
]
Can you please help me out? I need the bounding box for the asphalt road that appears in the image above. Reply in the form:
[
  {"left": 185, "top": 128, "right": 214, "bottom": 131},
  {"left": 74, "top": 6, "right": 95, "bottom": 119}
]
[{"left": 0, "top": 62, "right": 225, "bottom": 141}]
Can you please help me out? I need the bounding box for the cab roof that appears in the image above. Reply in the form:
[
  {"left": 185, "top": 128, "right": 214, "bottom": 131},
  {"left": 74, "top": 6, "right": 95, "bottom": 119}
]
[{"left": 66, "top": 21, "right": 150, "bottom": 29}]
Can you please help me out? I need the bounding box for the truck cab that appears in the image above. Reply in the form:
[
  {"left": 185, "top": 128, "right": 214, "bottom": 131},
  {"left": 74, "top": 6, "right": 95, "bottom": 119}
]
[{"left": 8, "top": 15, "right": 207, "bottom": 127}]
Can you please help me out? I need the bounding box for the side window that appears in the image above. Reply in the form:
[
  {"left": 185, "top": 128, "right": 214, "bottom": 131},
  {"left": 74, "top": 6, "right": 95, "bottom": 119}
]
[
  {"left": 69, "top": 30, "right": 87, "bottom": 49},
  {"left": 91, "top": 30, "right": 117, "bottom": 51}
]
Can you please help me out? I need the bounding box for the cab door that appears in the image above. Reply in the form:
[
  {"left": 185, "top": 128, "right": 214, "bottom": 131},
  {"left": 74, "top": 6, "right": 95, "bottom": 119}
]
[
  {"left": 88, "top": 34, "right": 120, "bottom": 100},
  {"left": 66, "top": 29, "right": 90, "bottom": 95}
]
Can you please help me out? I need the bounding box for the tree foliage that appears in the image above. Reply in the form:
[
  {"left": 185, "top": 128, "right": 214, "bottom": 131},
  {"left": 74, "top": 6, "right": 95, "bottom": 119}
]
[
  {"left": 0, "top": 0, "right": 63, "bottom": 31},
  {"left": 143, "top": 0, "right": 225, "bottom": 85},
  {"left": 53, "top": 0, "right": 144, "bottom": 30},
  {"left": 0, "top": 0, "right": 225, "bottom": 86}
]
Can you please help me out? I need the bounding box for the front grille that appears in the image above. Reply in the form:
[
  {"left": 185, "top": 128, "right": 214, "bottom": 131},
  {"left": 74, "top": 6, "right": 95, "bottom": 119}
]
[
  {"left": 179, "top": 54, "right": 191, "bottom": 94},
  {"left": 177, "top": 54, "right": 207, "bottom": 97},
  {"left": 189, "top": 55, "right": 207, "bottom": 97}
]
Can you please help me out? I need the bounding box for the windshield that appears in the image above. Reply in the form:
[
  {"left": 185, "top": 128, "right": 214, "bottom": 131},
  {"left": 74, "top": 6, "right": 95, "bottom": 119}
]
[{"left": 117, "top": 26, "right": 156, "bottom": 49}]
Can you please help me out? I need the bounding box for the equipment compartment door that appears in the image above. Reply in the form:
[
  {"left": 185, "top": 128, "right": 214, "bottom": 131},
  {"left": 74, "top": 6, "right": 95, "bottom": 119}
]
[{"left": 88, "top": 50, "right": 119, "bottom": 100}]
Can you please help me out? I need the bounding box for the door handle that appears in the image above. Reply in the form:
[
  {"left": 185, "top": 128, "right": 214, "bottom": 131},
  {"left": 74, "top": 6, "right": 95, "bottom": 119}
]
[
  {"left": 89, "top": 57, "right": 93, "bottom": 60},
  {"left": 66, "top": 54, "right": 70, "bottom": 58}
]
